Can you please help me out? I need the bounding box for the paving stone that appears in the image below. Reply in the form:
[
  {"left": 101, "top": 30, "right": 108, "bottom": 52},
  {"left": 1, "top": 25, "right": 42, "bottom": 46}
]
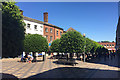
[{"left": 1, "top": 55, "right": 120, "bottom": 78}]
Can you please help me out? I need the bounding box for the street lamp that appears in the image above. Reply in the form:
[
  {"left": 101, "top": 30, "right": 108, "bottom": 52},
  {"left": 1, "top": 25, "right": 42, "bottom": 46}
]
[{"left": 83, "top": 33, "right": 86, "bottom": 62}]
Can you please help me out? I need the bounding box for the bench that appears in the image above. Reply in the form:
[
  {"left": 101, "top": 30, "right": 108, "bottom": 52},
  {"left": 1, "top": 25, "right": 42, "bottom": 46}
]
[{"left": 58, "top": 58, "right": 77, "bottom": 66}]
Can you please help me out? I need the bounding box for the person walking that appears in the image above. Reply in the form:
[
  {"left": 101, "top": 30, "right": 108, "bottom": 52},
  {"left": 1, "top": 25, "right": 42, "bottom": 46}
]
[{"left": 110, "top": 52, "right": 112, "bottom": 60}]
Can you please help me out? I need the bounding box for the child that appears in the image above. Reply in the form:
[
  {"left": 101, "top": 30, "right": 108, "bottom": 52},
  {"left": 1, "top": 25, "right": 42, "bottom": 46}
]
[{"left": 28, "top": 55, "right": 33, "bottom": 63}]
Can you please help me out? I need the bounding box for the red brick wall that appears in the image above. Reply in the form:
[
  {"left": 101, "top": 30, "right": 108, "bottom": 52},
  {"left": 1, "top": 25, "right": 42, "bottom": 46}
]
[
  {"left": 43, "top": 25, "right": 63, "bottom": 43},
  {"left": 44, "top": 12, "right": 48, "bottom": 22},
  {"left": 44, "top": 25, "right": 55, "bottom": 43},
  {"left": 55, "top": 28, "right": 63, "bottom": 40},
  {"left": 98, "top": 42, "right": 116, "bottom": 52}
]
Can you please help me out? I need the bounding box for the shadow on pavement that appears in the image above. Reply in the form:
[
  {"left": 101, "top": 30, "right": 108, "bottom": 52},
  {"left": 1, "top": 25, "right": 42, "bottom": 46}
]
[
  {"left": 1, "top": 73, "right": 18, "bottom": 80},
  {"left": 86, "top": 54, "right": 120, "bottom": 68},
  {"left": 17, "top": 60, "right": 43, "bottom": 63},
  {"left": 22, "top": 67, "right": 119, "bottom": 79}
]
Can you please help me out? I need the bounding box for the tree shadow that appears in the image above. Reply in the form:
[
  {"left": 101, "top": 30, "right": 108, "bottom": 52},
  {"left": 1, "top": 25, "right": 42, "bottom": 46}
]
[
  {"left": 32, "top": 60, "right": 44, "bottom": 62},
  {"left": 17, "top": 60, "right": 43, "bottom": 63},
  {"left": 86, "top": 54, "right": 120, "bottom": 68},
  {"left": 22, "top": 67, "right": 120, "bottom": 80},
  {"left": 1, "top": 73, "right": 19, "bottom": 80}
]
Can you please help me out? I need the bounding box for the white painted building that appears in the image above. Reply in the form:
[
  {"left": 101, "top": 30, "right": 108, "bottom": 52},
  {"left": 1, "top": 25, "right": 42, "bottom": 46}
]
[{"left": 23, "top": 16, "right": 44, "bottom": 35}]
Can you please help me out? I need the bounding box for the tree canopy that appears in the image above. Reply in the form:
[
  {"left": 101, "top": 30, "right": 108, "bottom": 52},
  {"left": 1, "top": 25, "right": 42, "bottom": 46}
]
[
  {"left": 24, "top": 34, "right": 48, "bottom": 53},
  {"left": 50, "top": 39, "right": 60, "bottom": 53},
  {"left": 100, "top": 41, "right": 110, "bottom": 43},
  {"left": 85, "top": 38, "right": 93, "bottom": 53},
  {"left": 60, "top": 31, "right": 85, "bottom": 54},
  {"left": 51, "top": 30, "right": 108, "bottom": 56},
  {"left": 2, "top": 2, "right": 25, "bottom": 58}
]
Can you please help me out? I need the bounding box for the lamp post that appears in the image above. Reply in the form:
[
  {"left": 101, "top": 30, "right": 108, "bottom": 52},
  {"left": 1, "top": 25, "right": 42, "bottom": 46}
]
[{"left": 83, "top": 33, "right": 86, "bottom": 62}]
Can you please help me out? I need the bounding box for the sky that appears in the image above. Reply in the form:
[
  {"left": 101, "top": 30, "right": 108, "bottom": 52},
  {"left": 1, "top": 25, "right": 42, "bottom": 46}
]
[
  {"left": 15, "top": 0, "right": 120, "bottom": 2},
  {"left": 16, "top": 2, "right": 119, "bottom": 42}
]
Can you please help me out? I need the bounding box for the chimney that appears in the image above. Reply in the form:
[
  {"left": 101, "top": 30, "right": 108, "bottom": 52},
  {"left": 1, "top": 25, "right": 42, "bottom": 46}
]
[
  {"left": 44, "top": 12, "right": 48, "bottom": 22},
  {"left": 20, "top": 10, "right": 23, "bottom": 15}
]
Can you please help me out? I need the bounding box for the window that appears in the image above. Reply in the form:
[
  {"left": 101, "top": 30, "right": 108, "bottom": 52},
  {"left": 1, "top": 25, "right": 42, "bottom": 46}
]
[
  {"left": 57, "top": 30, "right": 58, "bottom": 36},
  {"left": 40, "top": 30, "right": 42, "bottom": 32},
  {"left": 107, "top": 44, "right": 109, "bottom": 47},
  {"left": 60, "top": 31, "right": 62, "bottom": 36},
  {"left": 110, "top": 44, "right": 111, "bottom": 47},
  {"left": 45, "top": 28, "right": 48, "bottom": 32},
  {"left": 27, "top": 23, "right": 30, "bottom": 29},
  {"left": 112, "top": 44, "right": 114, "bottom": 46},
  {"left": 45, "top": 35, "right": 48, "bottom": 41},
  {"left": 104, "top": 45, "right": 106, "bottom": 47},
  {"left": 46, "top": 35, "right": 48, "bottom": 38},
  {"left": 50, "top": 28, "right": 52, "bottom": 33},
  {"left": 50, "top": 36, "right": 52, "bottom": 42},
  {"left": 34, "top": 25, "right": 37, "bottom": 30},
  {"left": 40, "top": 26, "right": 43, "bottom": 28}
]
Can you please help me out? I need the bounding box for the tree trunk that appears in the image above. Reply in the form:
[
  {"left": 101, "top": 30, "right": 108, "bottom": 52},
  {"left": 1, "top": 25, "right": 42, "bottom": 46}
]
[
  {"left": 76, "top": 53, "right": 79, "bottom": 59},
  {"left": 70, "top": 53, "right": 73, "bottom": 59},
  {"left": 67, "top": 54, "right": 68, "bottom": 61},
  {"left": 43, "top": 55, "right": 45, "bottom": 61},
  {"left": 33, "top": 52, "right": 36, "bottom": 62},
  {"left": 57, "top": 52, "right": 59, "bottom": 59},
  {"left": 57, "top": 52, "right": 59, "bottom": 56}
]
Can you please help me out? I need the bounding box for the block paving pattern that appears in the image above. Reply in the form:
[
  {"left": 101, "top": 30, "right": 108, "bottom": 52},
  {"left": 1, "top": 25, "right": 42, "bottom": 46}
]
[{"left": 1, "top": 55, "right": 120, "bottom": 78}]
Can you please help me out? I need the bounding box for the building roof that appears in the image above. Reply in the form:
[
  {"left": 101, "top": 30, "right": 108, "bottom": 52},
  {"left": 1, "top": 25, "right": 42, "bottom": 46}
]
[
  {"left": 63, "top": 30, "right": 66, "bottom": 33},
  {"left": 23, "top": 16, "right": 44, "bottom": 24},
  {"left": 98, "top": 42, "right": 115, "bottom": 44},
  {"left": 23, "top": 16, "right": 63, "bottom": 30},
  {"left": 66, "top": 27, "right": 76, "bottom": 32}
]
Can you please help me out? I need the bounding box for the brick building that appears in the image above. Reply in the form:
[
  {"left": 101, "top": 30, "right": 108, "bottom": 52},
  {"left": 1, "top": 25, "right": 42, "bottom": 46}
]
[
  {"left": 63, "top": 27, "right": 76, "bottom": 33},
  {"left": 21, "top": 11, "right": 63, "bottom": 46},
  {"left": 98, "top": 42, "right": 116, "bottom": 53},
  {"left": 43, "top": 12, "right": 63, "bottom": 45},
  {"left": 66, "top": 27, "right": 76, "bottom": 32}
]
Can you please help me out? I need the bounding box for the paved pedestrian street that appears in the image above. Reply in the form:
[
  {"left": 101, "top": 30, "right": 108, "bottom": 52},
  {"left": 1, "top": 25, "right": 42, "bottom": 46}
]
[{"left": 1, "top": 55, "right": 120, "bottom": 79}]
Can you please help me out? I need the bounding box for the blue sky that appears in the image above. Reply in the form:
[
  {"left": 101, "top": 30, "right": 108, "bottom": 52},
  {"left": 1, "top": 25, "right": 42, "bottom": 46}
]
[{"left": 16, "top": 2, "right": 119, "bottom": 42}]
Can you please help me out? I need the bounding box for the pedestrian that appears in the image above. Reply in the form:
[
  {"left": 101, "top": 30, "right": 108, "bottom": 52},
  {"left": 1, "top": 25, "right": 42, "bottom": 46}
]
[
  {"left": 50, "top": 53, "right": 53, "bottom": 59},
  {"left": 85, "top": 54, "right": 87, "bottom": 58},
  {"left": 107, "top": 53, "right": 109, "bottom": 58},
  {"left": 80, "top": 55, "right": 83, "bottom": 61},
  {"left": 24, "top": 53, "right": 28, "bottom": 62},
  {"left": 20, "top": 57, "right": 24, "bottom": 62},
  {"left": 113, "top": 52, "right": 115, "bottom": 58},
  {"left": 28, "top": 55, "right": 33, "bottom": 63},
  {"left": 110, "top": 52, "right": 112, "bottom": 60}
]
